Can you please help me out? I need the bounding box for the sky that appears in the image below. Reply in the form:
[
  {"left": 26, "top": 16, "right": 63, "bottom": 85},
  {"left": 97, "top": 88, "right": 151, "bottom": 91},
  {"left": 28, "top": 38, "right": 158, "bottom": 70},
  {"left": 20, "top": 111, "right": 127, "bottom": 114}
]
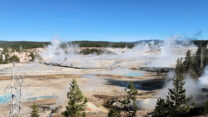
[{"left": 0, "top": 0, "right": 208, "bottom": 42}]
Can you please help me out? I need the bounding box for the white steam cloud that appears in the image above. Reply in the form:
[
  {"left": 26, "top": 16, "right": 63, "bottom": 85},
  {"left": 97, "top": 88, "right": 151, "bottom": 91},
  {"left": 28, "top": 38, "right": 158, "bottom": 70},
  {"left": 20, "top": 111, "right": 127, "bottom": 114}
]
[
  {"left": 147, "top": 36, "right": 196, "bottom": 67},
  {"left": 199, "top": 66, "right": 208, "bottom": 87},
  {"left": 40, "top": 36, "right": 196, "bottom": 69}
]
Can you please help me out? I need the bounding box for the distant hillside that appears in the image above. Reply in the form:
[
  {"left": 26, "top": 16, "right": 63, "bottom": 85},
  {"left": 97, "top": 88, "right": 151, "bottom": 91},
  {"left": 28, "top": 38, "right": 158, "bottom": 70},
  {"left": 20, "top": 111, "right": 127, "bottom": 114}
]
[
  {"left": 0, "top": 40, "right": 206, "bottom": 50},
  {"left": 0, "top": 41, "right": 50, "bottom": 50},
  {"left": 71, "top": 41, "right": 136, "bottom": 48},
  {"left": 192, "top": 40, "right": 208, "bottom": 47}
]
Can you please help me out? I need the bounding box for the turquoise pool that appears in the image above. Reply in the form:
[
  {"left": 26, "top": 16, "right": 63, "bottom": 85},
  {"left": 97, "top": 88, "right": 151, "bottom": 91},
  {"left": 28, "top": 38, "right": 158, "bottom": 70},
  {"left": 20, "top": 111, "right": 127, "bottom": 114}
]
[
  {"left": 124, "top": 71, "right": 144, "bottom": 77},
  {"left": 27, "top": 95, "right": 57, "bottom": 100},
  {"left": 0, "top": 94, "right": 57, "bottom": 104},
  {"left": 0, "top": 94, "right": 12, "bottom": 104}
]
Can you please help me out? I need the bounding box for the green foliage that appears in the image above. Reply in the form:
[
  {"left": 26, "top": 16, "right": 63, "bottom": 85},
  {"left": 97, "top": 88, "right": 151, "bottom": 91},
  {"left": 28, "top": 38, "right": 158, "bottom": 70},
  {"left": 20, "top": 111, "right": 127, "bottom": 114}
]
[
  {"left": 184, "top": 102, "right": 208, "bottom": 116},
  {"left": 107, "top": 82, "right": 138, "bottom": 117},
  {"left": 153, "top": 46, "right": 208, "bottom": 117},
  {"left": 0, "top": 48, "right": 9, "bottom": 64},
  {"left": 30, "top": 103, "right": 40, "bottom": 117},
  {"left": 62, "top": 79, "right": 87, "bottom": 117},
  {"left": 108, "top": 106, "right": 121, "bottom": 117},
  {"left": 2, "top": 48, "right": 9, "bottom": 54},
  {"left": 0, "top": 41, "right": 49, "bottom": 50},
  {"left": 79, "top": 48, "right": 114, "bottom": 55},
  {"left": 4, "top": 54, "right": 9, "bottom": 64},
  {"left": 152, "top": 98, "right": 172, "bottom": 117},
  {"left": 9, "top": 55, "right": 20, "bottom": 63},
  {"left": 192, "top": 40, "right": 208, "bottom": 47},
  {"left": 121, "top": 82, "right": 138, "bottom": 117},
  {"left": 0, "top": 48, "right": 20, "bottom": 64},
  {"left": 0, "top": 40, "right": 206, "bottom": 50},
  {"left": 183, "top": 50, "right": 192, "bottom": 72},
  {"left": 0, "top": 56, "right": 3, "bottom": 64},
  {"left": 178, "top": 46, "right": 208, "bottom": 78},
  {"left": 0, "top": 40, "right": 165, "bottom": 49},
  {"left": 176, "top": 58, "right": 184, "bottom": 74},
  {"left": 167, "top": 68, "right": 189, "bottom": 115},
  {"left": 170, "top": 61, "right": 188, "bottom": 106},
  {"left": 72, "top": 41, "right": 135, "bottom": 48},
  {"left": 79, "top": 48, "right": 105, "bottom": 55},
  {"left": 29, "top": 52, "right": 35, "bottom": 61},
  {"left": 152, "top": 67, "right": 189, "bottom": 117}
]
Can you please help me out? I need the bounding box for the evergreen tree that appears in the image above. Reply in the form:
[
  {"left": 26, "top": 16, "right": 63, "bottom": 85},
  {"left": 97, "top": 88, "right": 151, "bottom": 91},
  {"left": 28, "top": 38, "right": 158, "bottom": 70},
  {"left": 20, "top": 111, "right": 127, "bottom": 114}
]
[
  {"left": 62, "top": 79, "right": 87, "bottom": 117},
  {"left": 2, "top": 48, "right": 9, "bottom": 54},
  {"left": 152, "top": 98, "right": 172, "bottom": 117},
  {"left": 183, "top": 50, "right": 192, "bottom": 72},
  {"left": 1, "top": 48, "right": 10, "bottom": 64},
  {"left": 9, "top": 55, "right": 20, "bottom": 62},
  {"left": 30, "top": 103, "right": 40, "bottom": 117},
  {"left": 195, "top": 46, "right": 204, "bottom": 76},
  {"left": 167, "top": 69, "right": 189, "bottom": 116},
  {"left": 4, "top": 53, "right": 9, "bottom": 64},
  {"left": 177, "top": 47, "right": 208, "bottom": 78},
  {"left": 153, "top": 61, "right": 189, "bottom": 117},
  {"left": 0, "top": 56, "right": 3, "bottom": 64},
  {"left": 121, "top": 82, "right": 138, "bottom": 117},
  {"left": 29, "top": 52, "right": 35, "bottom": 61},
  {"left": 191, "top": 46, "right": 208, "bottom": 77},
  {"left": 108, "top": 106, "right": 121, "bottom": 117},
  {"left": 203, "top": 47, "right": 208, "bottom": 66},
  {"left": 175, "top": 58, "right": 184, "bottom": 74}
]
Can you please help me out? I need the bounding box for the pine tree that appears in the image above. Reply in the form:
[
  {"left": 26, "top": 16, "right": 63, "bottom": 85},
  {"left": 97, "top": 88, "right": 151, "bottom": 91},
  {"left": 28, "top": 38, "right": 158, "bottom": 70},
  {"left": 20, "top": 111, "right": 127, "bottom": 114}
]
[
  {"left": 108, "top": 106, "right": 121, "bottom": 117},
  {"left": 2, "top": 48, "right": 10, "bottom": 64},
  {"left": 203, "top": 49, "right": 208, "bottom": 66},
  {"left": 175, "top": 58, "right": 184, "bottom": 74},
  {"left": 0, "top": 56, "right": 3, "bottom": 64},
  {"left": 195, "top": 46, "right": 203, "bottom": 76},
  {"left": 29, "top": 52, "right": 35, "bottom": 61},
  {"left": 121, "top": 82, "right": 138, "bottom": 117},
  {"left": 152, "top": 98, "right": 171, "bottom": 117},
  {"left": 30, "top": 103, "right": 40, "bottom": 117},
  {"left": 183, "top": 50, "right": 192, "bottom": 72},
  {"left": 167, "top": 65, "right": 189, "bottom": 116},
  {"left": 169, "top": 70, "right": 186, "bottom": 107},
  {"left": 62, "top": 79, "right": 87, "bottom": 117},
  {"left": 153, "top": 61, "right": 189, "bottom": 117}
]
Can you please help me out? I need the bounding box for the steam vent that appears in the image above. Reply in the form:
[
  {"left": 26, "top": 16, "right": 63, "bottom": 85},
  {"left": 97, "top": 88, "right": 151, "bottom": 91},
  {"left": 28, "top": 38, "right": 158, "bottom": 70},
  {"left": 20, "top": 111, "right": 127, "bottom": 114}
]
[{"left": 1, "top": 1, "right": 208, "bottom": 116}]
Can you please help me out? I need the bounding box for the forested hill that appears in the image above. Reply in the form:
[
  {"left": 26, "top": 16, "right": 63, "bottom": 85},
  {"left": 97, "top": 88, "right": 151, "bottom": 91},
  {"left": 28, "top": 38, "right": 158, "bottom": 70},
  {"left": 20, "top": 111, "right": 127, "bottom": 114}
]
[
  {"left": 0, "top": 40, "right": 161, "bottom": 49},
  {"left": 0, "top": 40, "right": 206, "bottom": 49},
  {"left": 192, "top": 40, "right": 208, "bottom": 47},
  {"left": 0, "top": 41, "right": 50, "bottom": 49}
]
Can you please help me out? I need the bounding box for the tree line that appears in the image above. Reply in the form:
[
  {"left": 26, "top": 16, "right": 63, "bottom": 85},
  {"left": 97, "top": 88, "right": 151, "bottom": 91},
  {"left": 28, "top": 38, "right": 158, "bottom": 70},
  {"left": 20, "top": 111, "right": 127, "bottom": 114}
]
[
  {"left": 178, "top": 45, "right": 208, "bottom": 78},
  {"left": 0, "top": 41, "right": 49, "bottom": 51},
  {"left": 0, "top": 40, "right": 207, "bottom": 50},
  {"left": 0, "top": 48, "right": 37, "bottom": 64},
  {"left": 152, "top": 44, "right": 208, "bottom": 117},
  {"left": 0, "top": 48, "right": 20, "bottom": 64}
]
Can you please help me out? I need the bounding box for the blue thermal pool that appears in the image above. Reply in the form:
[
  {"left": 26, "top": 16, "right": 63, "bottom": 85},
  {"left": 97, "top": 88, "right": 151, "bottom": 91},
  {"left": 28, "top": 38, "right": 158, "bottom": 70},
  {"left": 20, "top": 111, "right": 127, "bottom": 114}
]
[
  {"left": 0, "top": 94, "right": 12, "bottom": 104},
  {"left": 27, "top": 95, "right": 57, "bottom": 100},
  {"left": 124, "top": 71, "right": 144, "bottom": 77},
  {"left": 0, "top": 94, "right": 56, "bottom": 104}
]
